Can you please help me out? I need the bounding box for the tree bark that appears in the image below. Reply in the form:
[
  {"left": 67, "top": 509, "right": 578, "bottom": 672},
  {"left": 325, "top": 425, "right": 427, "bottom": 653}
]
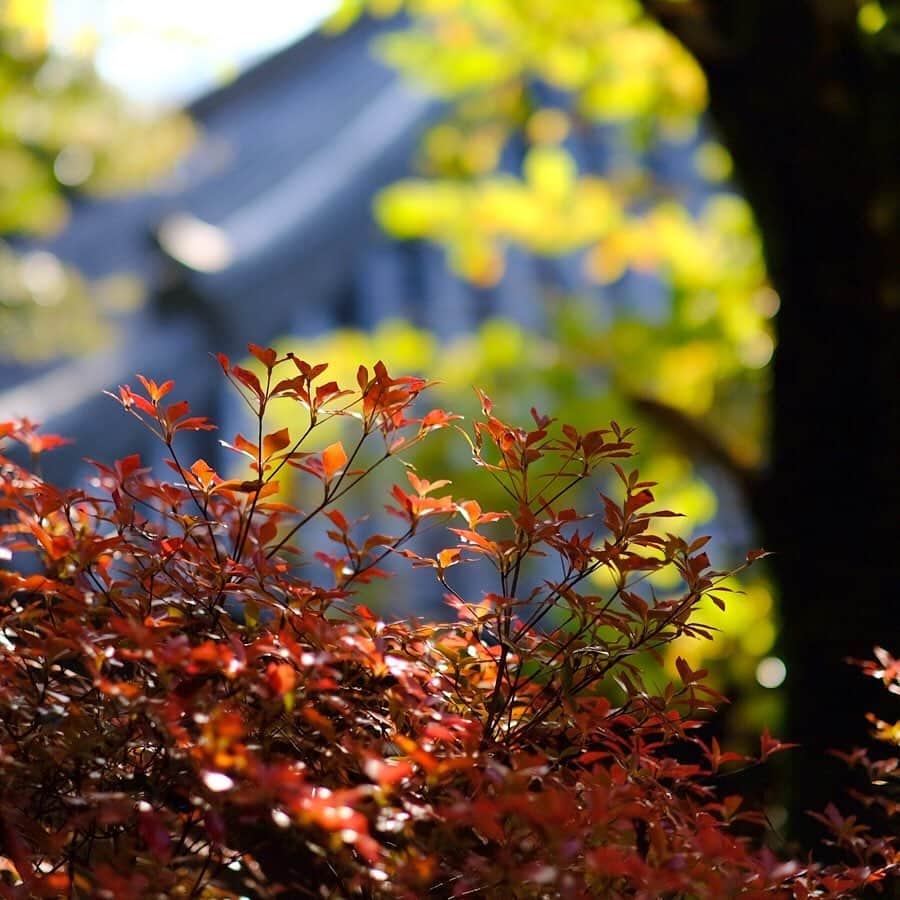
[{"left": 650, "top": 0, "right": 900, "bottom": 835}]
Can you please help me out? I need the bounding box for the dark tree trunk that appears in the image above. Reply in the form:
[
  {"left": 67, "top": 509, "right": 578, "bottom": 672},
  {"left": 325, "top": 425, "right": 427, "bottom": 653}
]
[{"left": 651, "top": 1, "right": 900, "bottom": 836}]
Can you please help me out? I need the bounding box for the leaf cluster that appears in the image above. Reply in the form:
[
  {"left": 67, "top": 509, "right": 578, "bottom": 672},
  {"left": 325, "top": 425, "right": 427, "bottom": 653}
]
[{"left": 0, "top": 347, "right": 895, "bottom": 897}]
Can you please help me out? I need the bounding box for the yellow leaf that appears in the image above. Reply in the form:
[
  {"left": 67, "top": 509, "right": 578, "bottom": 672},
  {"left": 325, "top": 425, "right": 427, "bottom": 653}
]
[
  {"left": 523, "top": 146, "right": 577, "bottom": 203},
  {"left": 3, "top": 0, "right": 50, "bottom": 51}
]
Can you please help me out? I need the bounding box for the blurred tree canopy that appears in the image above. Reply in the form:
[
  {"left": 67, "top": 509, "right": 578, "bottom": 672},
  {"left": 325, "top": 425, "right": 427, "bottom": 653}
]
[
  {"left": 309, "top": 3, "right": 774, "bottom": 687},
  {"left": 326, "top": 0, "right": 900, "bottom": 830},
  {"left": 328, "top": 0, "right": 774, "bottom": 510},
  {"left": 0, "top": 0, "right": 193, "bottom": 361}
]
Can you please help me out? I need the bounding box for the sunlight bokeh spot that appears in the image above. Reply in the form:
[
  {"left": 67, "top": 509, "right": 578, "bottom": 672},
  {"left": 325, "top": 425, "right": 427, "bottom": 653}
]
[{"left": 756, "top": 656, "right": 787, "bottom": 689}]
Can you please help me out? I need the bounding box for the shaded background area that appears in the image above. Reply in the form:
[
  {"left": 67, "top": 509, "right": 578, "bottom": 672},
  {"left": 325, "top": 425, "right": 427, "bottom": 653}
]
[{"left": 1, "top": 0, "right": 897, "bottom": 839}]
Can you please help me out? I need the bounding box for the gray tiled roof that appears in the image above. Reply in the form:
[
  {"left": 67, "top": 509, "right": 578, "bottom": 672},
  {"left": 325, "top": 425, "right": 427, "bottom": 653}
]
[{"left": 0, "top": 19, "right": 439, "bottom": 478}]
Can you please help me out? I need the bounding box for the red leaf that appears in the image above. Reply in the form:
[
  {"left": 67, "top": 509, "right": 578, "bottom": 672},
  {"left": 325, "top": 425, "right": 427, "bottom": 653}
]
[
  {"left": 165, "top": 400, "right": 190, "bottom": 423},
  {"left": 232, "top": 365, "right": 264, "bottom": 398},
  {"left": 325, "top": 509, "right": 349, "bottom": 531},
  {"left": 204, "top": 809, "right": 226, "bottom": 845},
  {"left": 176, "top": 416, "right": 216, "bottom": 432},
  {"left": 25, "top": 432, "right": 72, "bottom": 454},
  {"left": 138, "top": 808, "right": 172, "bottom": 861},
  {"left": 363, "top": 757, "right": 414, "bottom": 788},
  {"left": 760, "top": 727, "right": 799, "bottom": 762},
  {"left": 248, "top": 343, "right": 278, "bottom": 368}
]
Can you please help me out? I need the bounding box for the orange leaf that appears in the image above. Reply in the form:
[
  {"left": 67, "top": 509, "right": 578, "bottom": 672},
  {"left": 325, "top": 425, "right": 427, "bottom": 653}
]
[
  {"left": 137, "top": 374, "right": 174, "bottom": 403},
  {"left": 263, "top": 428, "right": 291, "bottom": 459},
  {"left": 322, "top": 441, "right": 348, "bottom": 480},
  {"left": 266, "top": 662, "right": 297, "bottom": 696},
  {"left": 248, "top": 343, "right": 277, "bottom": 368}
]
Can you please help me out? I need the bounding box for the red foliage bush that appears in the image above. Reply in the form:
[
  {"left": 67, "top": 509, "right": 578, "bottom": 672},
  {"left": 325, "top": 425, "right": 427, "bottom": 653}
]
[{"left": 0, "top": 346, "right": 896, "bottom": 898}]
